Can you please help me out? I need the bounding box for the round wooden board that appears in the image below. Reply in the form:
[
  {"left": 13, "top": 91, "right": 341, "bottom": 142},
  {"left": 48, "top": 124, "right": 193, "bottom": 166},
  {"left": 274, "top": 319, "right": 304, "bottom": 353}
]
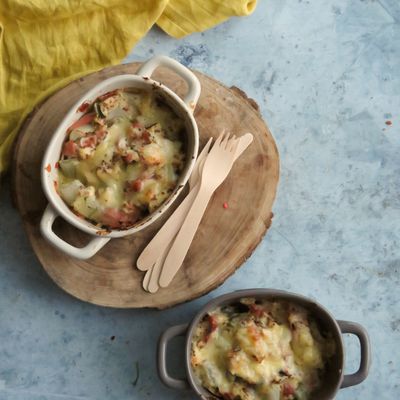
[{"left": 12, "top": 62, "right": 279, "bottom": 309}]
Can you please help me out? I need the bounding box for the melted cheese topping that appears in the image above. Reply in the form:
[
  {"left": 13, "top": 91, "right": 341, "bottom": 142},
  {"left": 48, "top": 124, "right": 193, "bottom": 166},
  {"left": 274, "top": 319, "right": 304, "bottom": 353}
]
[
  {"left": 57, "top": 89, "right": 185, "bottom": 229},
  {"left": 191, "top": 299, "right": 335, "bottom": 400}
]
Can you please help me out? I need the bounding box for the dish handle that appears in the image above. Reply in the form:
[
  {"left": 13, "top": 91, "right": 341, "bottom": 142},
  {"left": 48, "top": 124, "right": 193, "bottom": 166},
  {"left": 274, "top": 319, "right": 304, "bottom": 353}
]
[
  {"left": 338, "top": 320, "right": 371, "bottom": 388},
  {"left": 137, "top": 55, "right": 201, "bottom": 113},
  {"left": 157, "top": 323, "right": 190, "bottom": 390},
  {"left": 40, "top": 204, "right": 110, "bottom": 260}
]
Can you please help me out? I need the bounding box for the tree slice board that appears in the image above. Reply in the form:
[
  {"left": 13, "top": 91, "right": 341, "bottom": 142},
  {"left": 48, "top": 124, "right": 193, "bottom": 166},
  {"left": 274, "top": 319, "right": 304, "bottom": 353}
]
[{"left": 11, "top": 62, "right": 279, "bottom": 309}]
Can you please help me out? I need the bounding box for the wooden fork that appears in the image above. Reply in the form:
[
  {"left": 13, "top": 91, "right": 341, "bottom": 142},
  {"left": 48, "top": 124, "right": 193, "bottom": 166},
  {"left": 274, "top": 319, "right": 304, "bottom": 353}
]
[
  {"left": 140, "top": 138, "right": 213, "bottom": 291},
  {"left": 159, "top": 132, "right": 239, "bottom": 288}
]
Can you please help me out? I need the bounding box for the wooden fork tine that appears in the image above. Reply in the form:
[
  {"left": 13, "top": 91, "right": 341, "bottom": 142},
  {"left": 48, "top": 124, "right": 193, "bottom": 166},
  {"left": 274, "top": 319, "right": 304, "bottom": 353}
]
[
  {"left": 215, "top": 130, "right": 226, "bottom": 146},
  {"left": 229, "top": 135, "right": 237, "bottom": 150},
  {"left": 229, "top": 138, "right": 240, "bottom": 153},
  {"left": 198, "top": 137, "right": 212, "bottom": 162},
  {"left": 221, "top": 131, "right": 231, "bottom": 149}
]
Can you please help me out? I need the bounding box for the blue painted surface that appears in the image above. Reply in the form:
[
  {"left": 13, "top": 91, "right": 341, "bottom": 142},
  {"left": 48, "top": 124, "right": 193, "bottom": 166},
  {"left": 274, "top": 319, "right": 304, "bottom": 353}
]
[{"left": 1, "top": 1, "right": 399, "bottom": 399}]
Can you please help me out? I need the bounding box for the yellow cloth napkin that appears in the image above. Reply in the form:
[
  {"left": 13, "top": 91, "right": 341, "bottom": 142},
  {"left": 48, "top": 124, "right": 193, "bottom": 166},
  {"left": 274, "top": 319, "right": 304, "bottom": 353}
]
[{"left": 0, "top": 0, "right": 256, "bottom": 174}]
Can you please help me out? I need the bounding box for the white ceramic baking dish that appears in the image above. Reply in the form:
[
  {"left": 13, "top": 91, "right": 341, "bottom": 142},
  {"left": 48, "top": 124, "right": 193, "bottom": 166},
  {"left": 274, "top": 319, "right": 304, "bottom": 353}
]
[{"left": 40, "top": 55, "right": 200, "bottom": 260}]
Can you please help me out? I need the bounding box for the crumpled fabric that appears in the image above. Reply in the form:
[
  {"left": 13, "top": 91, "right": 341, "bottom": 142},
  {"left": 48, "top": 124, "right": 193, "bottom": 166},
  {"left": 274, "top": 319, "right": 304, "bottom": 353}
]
[{"left": 0, "top": 0, "right": 257, "bottom": 174}]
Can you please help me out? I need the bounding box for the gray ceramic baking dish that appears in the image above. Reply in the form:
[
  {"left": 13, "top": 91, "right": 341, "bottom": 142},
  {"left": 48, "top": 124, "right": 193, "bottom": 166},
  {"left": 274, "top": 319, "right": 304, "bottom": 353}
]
[{"left": 158, "top": 289, "right": 371, "bottom": 400}]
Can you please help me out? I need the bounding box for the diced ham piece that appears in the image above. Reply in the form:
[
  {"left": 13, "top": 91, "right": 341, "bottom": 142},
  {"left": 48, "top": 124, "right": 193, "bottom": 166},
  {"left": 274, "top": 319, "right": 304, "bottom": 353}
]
[
  {"left": 204, "top": 315, "right": 218, "bottom": 343},
  {"left": 77, "top": 101, "right": 90, "bottom": 113},
  {"left": 130, "top": 179, "right": 143, "bottom": 192},
  {"left": 132, "top": 122, "right": 144, "bottom": 130},
  {"left": 95, "top": 127, "right": 106, "bottom": 140},
  {"left": 282, "top": 383, "right": 295, "bottom": 397},
  {"left": 62, "top": 140, "right": 78, "bottom": 157},
  {"left": 125, "top": 153, "right": 134, "bottom": 163},
  {"left": 101, "top": 207, "right": 139, "bottom": 229},
  {"left": 249, "top": 303, "right": 265, "bottom": 318},
  {"left": 67, "top": 113, "right": 95, "bottom": 132},
  {"left": 208, "top": 315, "right": 218, "bottom": 333},
  {"left": 141, "top": 130, "right": 151, "bottom": 144},
  {"left": 80, "top": 135, "right": 97, "bottom": 148},
  {"left": 101, "top": 208, "right": 127, "bottom": 229},
  {"left": 98, "top": 90, "right": 118, "bottom": 102}
]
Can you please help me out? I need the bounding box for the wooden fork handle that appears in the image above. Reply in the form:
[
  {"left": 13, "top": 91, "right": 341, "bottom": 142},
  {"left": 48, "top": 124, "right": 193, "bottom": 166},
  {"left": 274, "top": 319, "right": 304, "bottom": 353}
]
[
  {"left": 136, "top": 184, "right": 200, "bottom": 271},
  {"left": 159, "top": 187, "right": 212, "bottom": 288},
  {"left": 147, "top": 248, "right": 168, "bottom": 293},
  {"left": 142, "top": 267, "right": 152, "bottom": 291}
]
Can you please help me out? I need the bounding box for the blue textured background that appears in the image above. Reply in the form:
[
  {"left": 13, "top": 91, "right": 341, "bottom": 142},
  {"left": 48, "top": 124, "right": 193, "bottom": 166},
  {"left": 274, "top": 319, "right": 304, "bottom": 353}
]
[{"left": 1, "top": 1, "right": 399, "bottom": 399}]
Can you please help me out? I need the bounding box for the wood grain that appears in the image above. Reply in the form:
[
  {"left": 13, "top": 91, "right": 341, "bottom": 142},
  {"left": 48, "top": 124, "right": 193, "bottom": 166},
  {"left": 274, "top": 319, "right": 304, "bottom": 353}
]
[{"left": 11, "top": 62, "right": 279, "bottom": 309}]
